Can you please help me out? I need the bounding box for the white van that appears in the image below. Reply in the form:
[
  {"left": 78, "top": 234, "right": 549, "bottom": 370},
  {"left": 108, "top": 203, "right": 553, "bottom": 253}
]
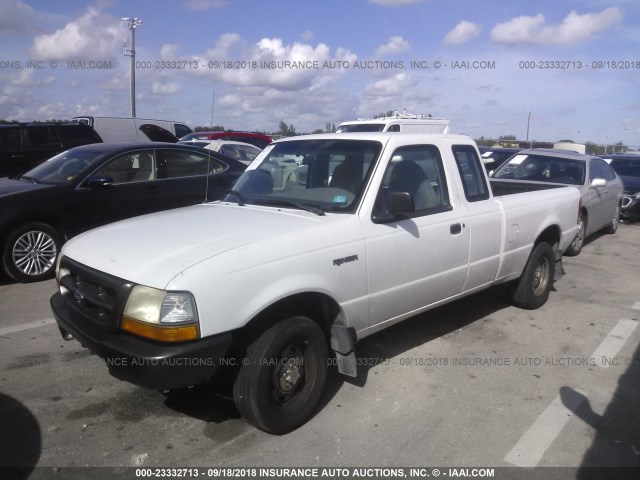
[
  {"left": 72, "top": 116, "right": 193, "bottom": 143},
  {"left": 336, "top": 113, "right": 451, "bottom": 134}
]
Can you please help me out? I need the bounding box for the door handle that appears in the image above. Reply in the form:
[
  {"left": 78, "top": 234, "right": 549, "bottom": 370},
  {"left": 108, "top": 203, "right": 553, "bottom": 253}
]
[{"left": 450, "top": 223, "right": 462, "bottom": 235}]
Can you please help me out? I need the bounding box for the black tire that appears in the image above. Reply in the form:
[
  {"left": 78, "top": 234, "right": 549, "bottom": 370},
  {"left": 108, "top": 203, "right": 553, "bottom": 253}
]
[
  {"left": 512, "top": 242, "right": 555, "bottom": 310},
  {"left": 565, "top": 212, "right": 586, "bottom": 257},
  {"left": 605, "top": 204, "right": 620, "bottom": 234},
  {"left": 2, "top": 222, "right": 62, "bottom": 282},
  {"left": 233, "top": 316, "right": 328, "bottom": 434}
]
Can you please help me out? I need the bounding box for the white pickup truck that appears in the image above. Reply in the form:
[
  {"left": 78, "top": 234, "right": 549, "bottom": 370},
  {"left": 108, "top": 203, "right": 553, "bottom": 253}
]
[{"left": 51, "top": 133, "right": 581, "bottom": 434}]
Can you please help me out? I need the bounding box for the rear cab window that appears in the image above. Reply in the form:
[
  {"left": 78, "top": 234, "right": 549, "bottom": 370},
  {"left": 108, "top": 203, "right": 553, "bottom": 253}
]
[{"left": 452, "top": 145, "right": 490, "bottom": 202}]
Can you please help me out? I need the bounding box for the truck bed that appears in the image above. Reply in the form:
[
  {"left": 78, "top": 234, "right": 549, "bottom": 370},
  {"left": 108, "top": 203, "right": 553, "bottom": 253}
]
[{"left": 490, "top": 178, "right": 566, "bottom": 197}]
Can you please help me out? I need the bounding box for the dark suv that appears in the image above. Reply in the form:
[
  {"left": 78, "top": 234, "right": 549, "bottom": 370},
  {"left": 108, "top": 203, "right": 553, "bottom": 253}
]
[{"left": 0, "top": 123, "right": 103, "bottom": 178}]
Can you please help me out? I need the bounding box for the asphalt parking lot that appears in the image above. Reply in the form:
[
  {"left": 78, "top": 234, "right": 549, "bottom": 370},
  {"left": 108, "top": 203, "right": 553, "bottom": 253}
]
[{"left": 1, "top": 223, "right": 639, "bottom": 477}]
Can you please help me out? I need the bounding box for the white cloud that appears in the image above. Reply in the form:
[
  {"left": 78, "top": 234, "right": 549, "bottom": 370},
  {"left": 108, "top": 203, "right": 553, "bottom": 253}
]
[
  {"left": 491, "top": 7, "right": 622, "bottom": 45},
  {"left": 151, "top": 82, "right": 183, "bottom": 95},
  {"left": 9, "top": 70, "right": 55, "bottom": 87},
  {"left": 30, "top": 7, "right": 127, "bottom": 60},
  {"left": 443, "top": 21, "right": 481, "bottom": 46},
  {"left": 186, "top": 0, "right": 229, "bottom": 11},
  {"left": 301, "top": 30, "right": 314, "bottom": 41},
  {"left": 160, "top": 44, "right": 180, "bottom": 60},
  {"left": 375, "top": 36, "right": 411, "bottom": 57}
]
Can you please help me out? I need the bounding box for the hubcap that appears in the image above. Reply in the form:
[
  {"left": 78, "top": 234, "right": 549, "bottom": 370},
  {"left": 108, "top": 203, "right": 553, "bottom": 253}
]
[
  {"left": 12, "top": 231, "right": 57, "bottom": 276},
  {"left": 532, "top": 257, "right": 549, "bottom": 296},
  {"left": 572, "top": 219, "right": 584, "bottom": 250},
  {"left": 276, "top": 346, "right": 305, "bottom": 395}
]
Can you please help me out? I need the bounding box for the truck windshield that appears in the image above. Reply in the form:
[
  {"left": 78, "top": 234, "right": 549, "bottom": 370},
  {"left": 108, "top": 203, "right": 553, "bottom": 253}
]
[{"left": 225, "top": 139, "right": 382, "bottom": 213}]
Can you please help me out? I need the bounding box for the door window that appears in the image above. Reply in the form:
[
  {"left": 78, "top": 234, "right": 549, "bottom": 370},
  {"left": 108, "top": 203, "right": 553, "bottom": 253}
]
[
  {"left": 160, "top": 150, "right": 225, "bottom": 178},
  {"left": 374, "top": 145, "right": 450, "bottom": 216},
  {"left": 94, "top": 150, "right": 156, "bottom": 184}
]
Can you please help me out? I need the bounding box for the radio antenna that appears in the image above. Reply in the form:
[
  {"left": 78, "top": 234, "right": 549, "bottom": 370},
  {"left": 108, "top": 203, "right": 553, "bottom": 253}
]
[{"left": 204, "top": 91, "right": 215, "bottom": 203}]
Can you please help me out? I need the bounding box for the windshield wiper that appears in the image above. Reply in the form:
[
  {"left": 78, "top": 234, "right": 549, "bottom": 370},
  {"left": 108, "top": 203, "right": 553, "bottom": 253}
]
[
  {"left": 19, "top": 175, "right": 39, "bottom": 184},
  {"left": 263, "top": 199, "right": 325, "bottom": 216}
]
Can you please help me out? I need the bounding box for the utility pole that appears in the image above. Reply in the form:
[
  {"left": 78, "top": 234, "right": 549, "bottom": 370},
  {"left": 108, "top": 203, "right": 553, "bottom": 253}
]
[{"left": 122, "top": 17, "right": 143, "bottom": 117}]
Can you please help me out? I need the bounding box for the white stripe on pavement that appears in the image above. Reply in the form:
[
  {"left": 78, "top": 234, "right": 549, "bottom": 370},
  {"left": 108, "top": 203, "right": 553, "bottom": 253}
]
[
  {"left": 504, "top": 389, "right": 586, "bottom": 467},
  {"left": 0, "top": 318, "right": 56, "bottom": 336},
  {"left": 590, "top": 319, "right": 638, "bottom": 369}
]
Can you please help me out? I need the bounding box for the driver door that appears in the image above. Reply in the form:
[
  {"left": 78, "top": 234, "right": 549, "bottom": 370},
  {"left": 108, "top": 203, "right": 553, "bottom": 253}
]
[{"left": 71, "top": 149, "right": 164, "bottom": 235}]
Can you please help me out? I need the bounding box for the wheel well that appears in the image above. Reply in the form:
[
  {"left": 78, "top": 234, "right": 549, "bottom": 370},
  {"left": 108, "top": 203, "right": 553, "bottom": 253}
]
[
  {"left": 1, "top": 218, "right": 62, "bottom": 251},
  {"left": 237, "top": 292, "right": 341, "bottom": 346},
  {"left": 534, "top": 225, "right": 560, "bottom": 249}
]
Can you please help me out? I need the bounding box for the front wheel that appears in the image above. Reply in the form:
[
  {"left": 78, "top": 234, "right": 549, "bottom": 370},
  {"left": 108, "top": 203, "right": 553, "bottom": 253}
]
[
  {"left": 2, "top": 222, "right": 62, "bottom": 282},
  {"left": 512, "top": 242, "right": 555, "bottom": 310},
  {"left": 233, "top": 316, "right": 328, "bottom": 434}
]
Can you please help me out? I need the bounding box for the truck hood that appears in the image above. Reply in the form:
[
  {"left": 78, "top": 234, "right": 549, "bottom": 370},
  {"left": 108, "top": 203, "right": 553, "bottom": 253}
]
[{"left": 62, "top": 202, "right": 331, "bottom": 288}]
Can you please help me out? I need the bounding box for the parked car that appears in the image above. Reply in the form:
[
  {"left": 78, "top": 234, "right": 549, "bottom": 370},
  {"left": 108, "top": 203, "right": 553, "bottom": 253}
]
[
  {"left": 0, "top": 123, "right": 103, "bottom": 178},
  {"left": 480, "top": 147, "right": 521, "bottom": 172},
  {"left": 195, "top": 140, "right": 262, "bottom": 165},
  {"left": 73, "top": 116, "right": 192, "bottom": 143},
  {"left": 605, "top": 153, "right": 640, "bottom": 221},
  {"left": 179, "top": 131, "right": 272, "bottom": 149},
  {"left": 492, "top": 148, "right": 623, "bottom": 255},
  {"left": 0, "top": 143, "right": 245, "bottom": 282}
]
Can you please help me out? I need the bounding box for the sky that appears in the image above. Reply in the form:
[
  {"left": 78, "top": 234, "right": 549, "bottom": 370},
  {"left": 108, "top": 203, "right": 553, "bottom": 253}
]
[{"left": 0, "top": 0, "right": 638, "bottom": 147}]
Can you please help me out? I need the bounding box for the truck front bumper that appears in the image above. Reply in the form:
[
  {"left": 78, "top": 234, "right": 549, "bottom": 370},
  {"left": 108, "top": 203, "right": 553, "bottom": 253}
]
[{"left": 51, "top": 292, "right": 233, "bottom": 391}]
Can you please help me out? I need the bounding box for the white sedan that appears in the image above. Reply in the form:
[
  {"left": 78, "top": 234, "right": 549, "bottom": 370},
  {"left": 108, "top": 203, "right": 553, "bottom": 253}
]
[{"left": 201, "top": 140, "right": 262, "bottom": 165}]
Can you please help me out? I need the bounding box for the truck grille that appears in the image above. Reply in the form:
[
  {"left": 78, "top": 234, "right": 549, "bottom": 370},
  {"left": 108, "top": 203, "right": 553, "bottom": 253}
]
[{"left": 58, "top": 257, "right": 134, "bottom": 331}]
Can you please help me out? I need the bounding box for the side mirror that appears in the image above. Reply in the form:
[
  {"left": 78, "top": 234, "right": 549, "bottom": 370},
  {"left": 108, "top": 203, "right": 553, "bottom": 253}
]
[
  {"left": 591, "top": 178, "right": 607, "bottom": 188},
  {"left": 388, "top": 191, "right": 415, "bottom": 215},
  {"left": 86, "top": 175, "right": 114, "bottom": 188}
]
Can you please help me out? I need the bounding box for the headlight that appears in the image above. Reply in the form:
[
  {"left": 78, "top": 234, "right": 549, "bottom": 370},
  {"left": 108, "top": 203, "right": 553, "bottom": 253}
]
[
  {"left": 121, "top": 285, "right": 199, "bottom": 342},
  {"left": 635, "top": 192, "right": 640, "bottom": 199}
]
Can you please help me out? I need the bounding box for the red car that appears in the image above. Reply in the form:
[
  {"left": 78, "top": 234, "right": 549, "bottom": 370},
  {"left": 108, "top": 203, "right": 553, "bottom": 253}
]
[{"left": 179, "top": 131, "right": 272, "bottom": 149}]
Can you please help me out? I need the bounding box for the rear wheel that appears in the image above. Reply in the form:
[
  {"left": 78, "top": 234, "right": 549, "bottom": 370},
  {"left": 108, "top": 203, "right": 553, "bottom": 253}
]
[
  {"left": 233, "top": 316, "right": 328, "bottom": 434},
  {"left": 512, "top": 242, "right": 555, "bottom": 310},
  {"left": 565, "top": 213, "right": 586, "bottom": 256},
  {"left": 2, "top": 223, "right": 61, "bottom": 282},
  {"left": 605, "top": 204, "right": 620, "bottom": 234}
]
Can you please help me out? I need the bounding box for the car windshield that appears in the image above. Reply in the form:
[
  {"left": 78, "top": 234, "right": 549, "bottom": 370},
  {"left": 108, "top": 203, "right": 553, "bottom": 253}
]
[
  {"left": 336, "top": 124, "right": 385, "bottom": 133},
  {"left": 21, "top": 149, "right": 103, "bottom": 185},
  {"left": 225, "top": 139, "right": 382, "bottom": 213},
  {"left": 610, "top": 159, "right": 640, "bottom": 178},
  {"left": 493, "top": 154, "right": 586, "bottom": 185}
]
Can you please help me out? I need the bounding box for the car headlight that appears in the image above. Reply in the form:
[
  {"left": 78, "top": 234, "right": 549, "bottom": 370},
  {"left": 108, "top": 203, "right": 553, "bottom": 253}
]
[
  {"left": 121, "top": 285, "right": 199, "bottom": 342},
  {"left": 635, "top": 192, "right": 640, "bottom": 199}
]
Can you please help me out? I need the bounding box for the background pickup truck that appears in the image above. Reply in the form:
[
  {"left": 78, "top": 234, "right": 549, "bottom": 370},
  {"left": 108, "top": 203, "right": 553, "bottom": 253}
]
[{"left": 51, "top": 133, "right": 581, "bottom": 434}]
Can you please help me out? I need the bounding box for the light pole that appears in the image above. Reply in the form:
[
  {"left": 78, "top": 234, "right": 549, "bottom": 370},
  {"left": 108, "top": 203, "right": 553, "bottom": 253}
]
[
  {"left": 122, "top": 17, "right": 143, "bottom": 117},
  {"left": 526, "top": 111, "right": 531, "bottom": 148}
]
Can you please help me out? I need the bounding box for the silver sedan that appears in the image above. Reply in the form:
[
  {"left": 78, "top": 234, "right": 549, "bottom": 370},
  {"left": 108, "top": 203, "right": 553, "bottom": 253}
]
[{"left": 492, "top": 148, "right": 624, "bottom": 255}]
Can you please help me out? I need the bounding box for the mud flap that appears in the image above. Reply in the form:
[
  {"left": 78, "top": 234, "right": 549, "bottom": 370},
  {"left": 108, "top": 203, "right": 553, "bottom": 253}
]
[
  {"left": 554, "top": 246, "right": 565, "bottom": 281},
  {"left": 330, "top": 325, "right": 357, "bottom": 377}
]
